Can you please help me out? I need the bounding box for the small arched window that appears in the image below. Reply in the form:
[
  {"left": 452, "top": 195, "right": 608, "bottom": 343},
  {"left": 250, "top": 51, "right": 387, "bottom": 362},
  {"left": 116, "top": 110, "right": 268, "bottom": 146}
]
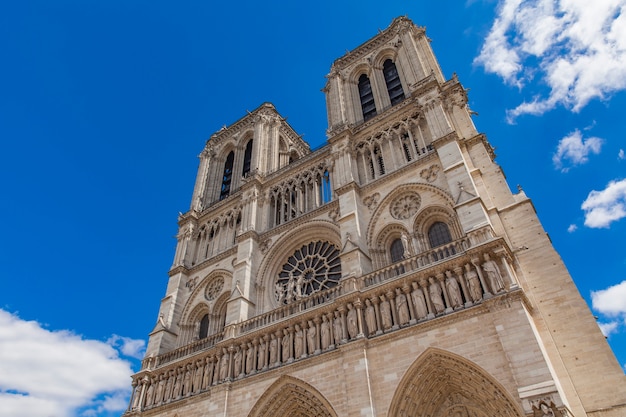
[
  {"left": 199, "top": 314, "right": 209, "bottom": 339},
  {"left": 220, "top": 151, "right": 235, "bottom": 200},
  {"left": 428, "top": 222, "right": 452, "bottom": 248},
  {"left": 242, "top": 140, "right": 253, "bottom": 177},
  {"left": 390, "top": 238, "right": 405, "bottom": 263},
  {"left": 383, "top": 59, "right": 405, "bottom": 106},
  {"left": 358, "top": 74, "right": 376, "bottom": 121}
]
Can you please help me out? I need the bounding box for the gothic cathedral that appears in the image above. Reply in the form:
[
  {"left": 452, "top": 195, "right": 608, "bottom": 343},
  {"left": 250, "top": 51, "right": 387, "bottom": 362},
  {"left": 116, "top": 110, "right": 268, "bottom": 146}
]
[{"left": 125, "top": 17, "right": 626, "bottom": 417}]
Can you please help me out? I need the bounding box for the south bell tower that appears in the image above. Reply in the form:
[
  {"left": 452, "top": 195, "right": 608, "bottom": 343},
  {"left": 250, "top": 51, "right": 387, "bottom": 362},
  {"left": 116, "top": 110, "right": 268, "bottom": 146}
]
[{"left": 127, "top": 17, "right": 626, "bottom": 417}]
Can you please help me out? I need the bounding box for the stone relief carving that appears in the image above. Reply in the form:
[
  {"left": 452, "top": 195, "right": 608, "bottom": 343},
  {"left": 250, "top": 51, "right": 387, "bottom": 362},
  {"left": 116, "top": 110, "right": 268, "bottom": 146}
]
[
  {"left": 420, "top": 164, "right": 440, "bottom": 182},
  {"left": 363, "top": 192, "right": 380, "bottom": 211},
  {"left": 531, "top": 398, "right": 563, "bottom": 417},
  {"left": 328, "top": 207, "right": 340, "bottom": 222},
  {"left": 390, "top": 193, "right": 421, "bottom": 220},
  {"left": 260, "top": 239, "right": 272, "bottom": 254},
  {"left": 186, "top": 276, "right": 199, "bottom": 291}
]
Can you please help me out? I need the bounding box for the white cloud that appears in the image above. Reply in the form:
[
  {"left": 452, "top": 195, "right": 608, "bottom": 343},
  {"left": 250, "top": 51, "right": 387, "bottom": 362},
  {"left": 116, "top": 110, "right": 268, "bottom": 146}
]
[
  {"left": 598, "top": 321, "right": 619, "bottom": 337},
  {"left": 107, "top": 335, "right": 146, "bottom": 360},
  {"left": 591, "top": 280, "right": 626, "bottom": 316},
  {"left": 552, "top": 129, "right": 603, "bottom": 171},
  {"left": 582, "top": 179, "right": 626, "bottom": 228},
  {"left": 476, "top": 0, "right": 626, "bottom": 121},
  {"left": 619, "top": 149, "right": 625, "bottom": 160},
  {"left": 567, "top": 224, "right": 577, "bottom": 232},
  {"left": 0, "top": 309, "right": 137, "bottom": 417}
]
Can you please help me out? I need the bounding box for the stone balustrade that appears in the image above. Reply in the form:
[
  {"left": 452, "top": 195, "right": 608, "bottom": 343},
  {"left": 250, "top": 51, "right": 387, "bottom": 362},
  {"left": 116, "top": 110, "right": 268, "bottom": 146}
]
[{"left": 128, "top": 231, "right": 517, "bottom": 413}]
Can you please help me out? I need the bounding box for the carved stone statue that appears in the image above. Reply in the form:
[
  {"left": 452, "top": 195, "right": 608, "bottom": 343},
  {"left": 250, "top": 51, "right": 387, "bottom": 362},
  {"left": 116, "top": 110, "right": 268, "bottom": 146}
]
[
  {"left": 258, "top": 338, "right": 267, "bottom": 370},
  {"left": 380, "top": 294, "right": 392, "bottom": 330},
  {"left": 482, "top": 253, "right": 505, "bottom": 293},
  {"left": 275, "top": 281, "right": 284, "bottom": 304},
  {"left": 286, "top": 275, "right": 296, "bottom": 303},
  {"left": 294, "top": 324, "right": 304, "bottom": 358},
  {"left": 269, "top": 334, "right": 278, "bottom": 365},
  {"left": 173, "top": 367, "right": 183, "bottom": 399},
  {"left": 365, "top": 298, "right": 377, "bottom": 335},
  {"left": 233, "top": 347, "right": 243, "bottom": 377},
  {"left": 465, "top": 263, "right": 482, "bottom": 302},
  {"left": 429, "top": 277, "right": 445, "bottom": 314},
  {"left": 219, "top": 349, "right": 229, "bottom": 381},
  {"left": 346, "top": 303, "right": 358, "bottom": 339},
  {"left": 246, "top": 342, "right": 254, "bottom": 374},
  {"left": 445, "top": 271, "right": 462, "bottom": 309},
  {"left": 307, "top": 320, "right": 316, "bottom": 353},
  {"left": 401, "top": 232, "right": 411, "bottom": 258},
  {"left": 321, "top": 315, "right": 331, "bottom": 349},
  {"left": 282, "top": 330, "right": 291, "bottom": 362},
  {"left": 295, "top": 274, "right": 305, "bottom": 299},
  {"left": 411, "top": 282, "right": 428, "bottom": 319},
  {"left": 155, "top": 373, "right": 166, "bottom": 405},
  {"left": 202, "top": 357, "right": 212, "bottom": 389},
  {"left": 193, "top": 359, "right": 203, "bottom": 393},
  {"left": 396, "top": 288, "right": 410, "bottom": 325},
  {"left": 132, "top": 382, "right": 142, "bottom": 409},
  {"left": 333, "top": 310, "right": 344, "bottom": 344},
  {"left": 183, "top": 364, "right": 193, "bottom": 396},
  {"left": 145, "top": 377, "right": 155, "bottom": 407},
  {"left": 164, "top": 369, "right": 175, "bottom": 401}
]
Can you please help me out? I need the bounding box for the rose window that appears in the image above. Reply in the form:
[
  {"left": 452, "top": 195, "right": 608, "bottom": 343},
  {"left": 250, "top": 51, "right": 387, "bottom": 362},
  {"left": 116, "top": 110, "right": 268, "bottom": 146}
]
[
  {"left": 390, "top": 193, "right": 421, "bottom": 220},
  {"left": 205, "top": 276, "right": 224, "bottom": 301},
  {"left": 275, "top": 241, "right": 341, "bottom": 304}
]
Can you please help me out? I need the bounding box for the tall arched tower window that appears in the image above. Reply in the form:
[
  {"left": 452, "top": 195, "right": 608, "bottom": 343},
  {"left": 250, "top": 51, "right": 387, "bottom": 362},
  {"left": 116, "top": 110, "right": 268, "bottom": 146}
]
[
  {"left": 242, "top": 139, "right": 253, "bottom": 177},
  {"left": 220, "top": 151, "right": 235, "bottom": 200},
  {"left": 428, "top": 222, "right": 452, "bottom": 248},
  {"left": 383, "top": 59, "right": 405, "bottom": 106},
  {"left": 390, "top": 238, "right": 404, "bottom": 263},
  {"left": 358, "top": 74, "right": 376, "bottom": 121},
  {"left": 199, "top": 314, "right": 209, "bottom": 339}
]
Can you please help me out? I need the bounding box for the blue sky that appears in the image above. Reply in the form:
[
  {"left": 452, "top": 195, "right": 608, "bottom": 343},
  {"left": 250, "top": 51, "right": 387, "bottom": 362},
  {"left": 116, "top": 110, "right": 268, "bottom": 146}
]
[{"left": 1, "top": 1, "right": 625, "bottom": 416}]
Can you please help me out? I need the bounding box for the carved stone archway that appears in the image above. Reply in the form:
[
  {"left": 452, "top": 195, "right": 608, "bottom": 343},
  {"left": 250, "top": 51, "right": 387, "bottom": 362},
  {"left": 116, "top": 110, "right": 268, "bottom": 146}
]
[
  {"left": 388, "top": 348, "right": 524, "bottom": 417},
  {"left": 247, "top": 375, "right": 337, "bottom": 417}
]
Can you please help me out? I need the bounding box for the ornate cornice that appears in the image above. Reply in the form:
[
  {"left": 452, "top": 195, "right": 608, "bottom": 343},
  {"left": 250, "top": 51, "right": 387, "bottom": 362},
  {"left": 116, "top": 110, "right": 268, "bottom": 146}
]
[{"left": 329, "top": 16, "right": 422, "bottom": 72}]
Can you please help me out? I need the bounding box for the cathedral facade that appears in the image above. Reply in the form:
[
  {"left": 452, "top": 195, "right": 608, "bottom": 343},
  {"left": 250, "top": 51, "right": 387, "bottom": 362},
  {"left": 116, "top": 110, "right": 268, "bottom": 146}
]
[{"left": 125, "top": 17, "right": 626, "bottom": 417}]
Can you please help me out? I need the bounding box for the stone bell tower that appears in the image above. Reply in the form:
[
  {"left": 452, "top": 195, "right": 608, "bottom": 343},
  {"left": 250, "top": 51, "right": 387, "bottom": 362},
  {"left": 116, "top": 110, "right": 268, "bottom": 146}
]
[{"left": 126, "top": 16, "right": 626, "bottom": 417}]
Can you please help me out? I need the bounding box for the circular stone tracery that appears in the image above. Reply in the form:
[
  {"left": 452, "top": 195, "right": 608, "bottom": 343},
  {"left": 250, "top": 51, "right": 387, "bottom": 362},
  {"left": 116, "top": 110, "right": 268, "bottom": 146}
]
[
  {"left": 390, "top": 193, "right": 421, "bottom": 220},
  {"left": 275, "top": 241, "right": 341, "bottom": 304},
  {"left": 205, "top": 276, "right": 224, "bottom": 301}
]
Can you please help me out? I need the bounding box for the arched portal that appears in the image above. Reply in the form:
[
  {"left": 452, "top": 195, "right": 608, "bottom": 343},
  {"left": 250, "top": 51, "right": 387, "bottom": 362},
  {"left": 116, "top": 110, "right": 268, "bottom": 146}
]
[
  {"left": 388, "top": 348, "right": 524, "bottom": 417},
  {"left": 247, "top": 375, "right": 337, "bottom": 417}
]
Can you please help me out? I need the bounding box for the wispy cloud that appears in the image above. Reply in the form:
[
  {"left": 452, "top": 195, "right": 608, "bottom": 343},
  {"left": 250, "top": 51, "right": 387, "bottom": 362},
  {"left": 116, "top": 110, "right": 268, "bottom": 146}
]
[
  {"left": 0, "top": 309, "right": 138, "bottom": 417},
  {"left": 475, "top": 0, "right": 626, "bottom": 122},
  {"left": 582, "top": 179, "right": 626, "bottom": 228},
  {"left": 592, "top": 280, "right": 626, "bottom": 338},
  {"left": 553, "top": 129, "right": 603, "bottom": 172},
  {"left": 107, "top": 335, "right": 146, "bottom": 360},
  {"left": 591, "top": 280, "right": 626, "bottom": 316},
  {"left": 619, "top": 149, "right": 625, "bottom": 160},
  {"left": 567, "top": 224, "right": 577, "bottom": 233}
]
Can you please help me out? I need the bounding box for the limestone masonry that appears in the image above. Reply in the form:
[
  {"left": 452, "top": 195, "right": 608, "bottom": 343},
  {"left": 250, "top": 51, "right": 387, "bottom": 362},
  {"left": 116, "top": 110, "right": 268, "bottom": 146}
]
[{"left": 124, "top": 17, "right": 626, "bottom": 417}]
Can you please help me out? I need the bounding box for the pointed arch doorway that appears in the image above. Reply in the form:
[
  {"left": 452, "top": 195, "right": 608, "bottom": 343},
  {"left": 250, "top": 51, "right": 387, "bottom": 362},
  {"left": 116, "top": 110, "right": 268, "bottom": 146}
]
[
  {"left": 388, "top": 348, "right": 525, "bottom": 417},
  {"left": 247, "top": 375, "right": 337, "bottom": 417}
]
